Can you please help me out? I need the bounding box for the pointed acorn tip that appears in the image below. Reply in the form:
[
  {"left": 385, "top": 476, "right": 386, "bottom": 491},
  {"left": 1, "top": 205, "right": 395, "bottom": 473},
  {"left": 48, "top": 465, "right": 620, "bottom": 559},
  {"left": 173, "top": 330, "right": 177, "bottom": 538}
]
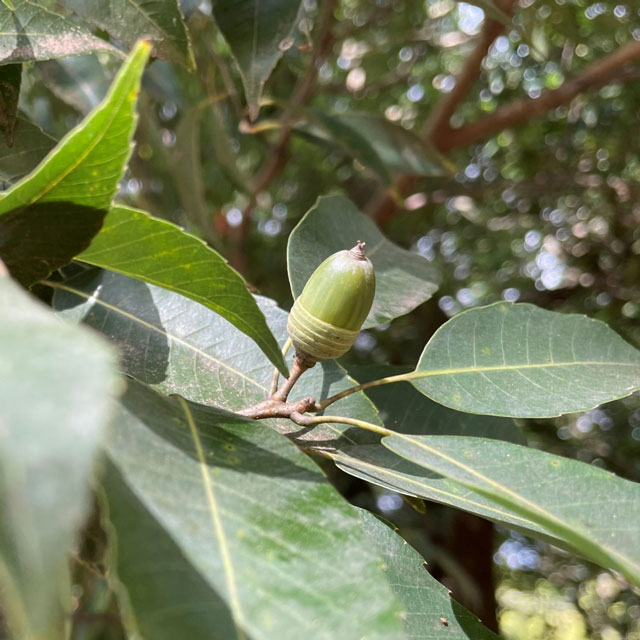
[{"left": 349, "top": 240, "right": 367, "bottom": 260}]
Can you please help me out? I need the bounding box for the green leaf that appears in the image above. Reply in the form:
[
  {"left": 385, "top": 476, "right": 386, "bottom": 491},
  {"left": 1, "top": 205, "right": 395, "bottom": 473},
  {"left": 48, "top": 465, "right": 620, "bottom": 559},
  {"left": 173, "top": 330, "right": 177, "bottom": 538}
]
[
  {"left": 383, "top": 435, "right": 640, "bottom": 587},
  {"left": 78, "top": 205, "right": 288, "bottom": 377},
  {"left": 0, "top": 202, "right": 106, "bottom": 287},
  {"left": 346, "top": 364, "right": 524, "bottom": 443},
  {"left": 332, "top": 444, "right": 559, "bottom": 545},
  {"left": 38, "top": 54, "right": 111, "bottom": 114},
  {"left": 1, "top": 0, "right": 15, "bottom": 11},
  {"left": 60, "top": 0, "right": 195, "bottom": 70},
  {"left": 0, "top": 63, "right": 20, "bottom": 145},
  {"left": 287, "top": 195, "right": 439, "bottom": 328},
  {"left": 305, "top": 109, "right": 391, "bottom": 184},
  {"left": 327, "top": 113, "right": 447, "bottom": 176},
  {"left": 409, "top": 301, "right": 640, "bottom": 417},
  {"left": 0, "top": 0, "right": 118, "bottom": 63},
  {"left": 51, "top": 268, "right": 382, "bottom": 448},
  {"left": 212, "top": 0, "right": 304, "bottom": 120},
  {"left": 0, "top": 40, "right": 150, "bottom": 215},
  {"left": 0, "top": 267, "right": 118, "bottom": 639},
  {"left": 359, "top": 509, "right": 500, "bottom": 639},
  {"left": 0, "top": 116, "right": 56, "bottom": 183},
  {"left": 101, "top": 379, "right": 406, "bottom": 639}
]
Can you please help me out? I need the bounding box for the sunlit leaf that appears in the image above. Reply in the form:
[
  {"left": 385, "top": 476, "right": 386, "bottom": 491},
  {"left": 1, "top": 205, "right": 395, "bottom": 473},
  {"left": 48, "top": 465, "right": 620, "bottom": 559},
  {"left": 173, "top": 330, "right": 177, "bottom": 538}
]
[
  {"left": 0, "top": 0, "right": 118, "bottom": 63},
  {"left": 0, "top": 40, "right": 150, "bottom": 214},
  {"left": 60, "top": 0, "right": 195, "bottom": 70},
  {"left": 409, "top": 301, "right": 640, "bottom": 417},
  {"left": 78, "top": 205, "right": 288, "bottom": 376},
  {"left": 51, "top": 268, "right": 381, "bottom": 448}
]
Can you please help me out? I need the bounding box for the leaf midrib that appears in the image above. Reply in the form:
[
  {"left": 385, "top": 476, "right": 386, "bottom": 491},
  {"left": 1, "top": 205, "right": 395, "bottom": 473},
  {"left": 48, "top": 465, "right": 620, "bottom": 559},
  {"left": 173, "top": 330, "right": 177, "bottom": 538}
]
[
  {"left": 387, "top": 435, "right": 640, "bottom": 584},
  {"left": 178, "top": 397, "right": 246, "bottom": 640},
  {"left": 411, "top": 360, "right": 640, "bottom": 379}
]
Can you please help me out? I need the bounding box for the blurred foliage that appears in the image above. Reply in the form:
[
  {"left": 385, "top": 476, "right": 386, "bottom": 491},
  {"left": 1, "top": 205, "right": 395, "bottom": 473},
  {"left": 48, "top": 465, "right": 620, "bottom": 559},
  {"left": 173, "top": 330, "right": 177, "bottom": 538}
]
[{"left": 12, "top": 0, "right": 640, "bottom": 637}]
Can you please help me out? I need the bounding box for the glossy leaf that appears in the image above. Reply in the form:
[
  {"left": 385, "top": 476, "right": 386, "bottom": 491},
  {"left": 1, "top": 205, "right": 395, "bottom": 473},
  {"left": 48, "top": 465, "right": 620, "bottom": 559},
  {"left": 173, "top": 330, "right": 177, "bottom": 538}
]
[
  {"left": 0, "top": 63, "right": 20, "bottom": 145},
  {"left": 384, "top": 435, "right": 640, "bottom": 586},
  {"left": 0, "top": 267, "right": 117, "bottom": 639},
  {"left": 212, "top": 0, "right": 304, "bottom": 120},
  {"left": 410, "top": 301, "right": 640, "bottom": 417},
  {"left": 359, "top": 510, "right": 500, "bottom": 639},
  {"left": 0, "top": 0, "right": 117, "bottom": 63},
  {"left": 0, "top": 202, "right": 105, "bottom": 286},
  {"left": 101, "top": 379, "right": 406, "bottom": 639},
  {"left": 0, "top": 116, "right": 55, "bottom": 182},
  {"left": 51, "top": 269, "right": 381, "bottom": 447},
  {"left": 288, "top": 195, "right": 439, "bottom": 328},
  {"left": 60, "top": 0, "right": 195, "bottom": 70},
  {"left": 0, "top": 40, "right": 150, "bottom": 215},
  {"left": 78, "top": 205, "right": 288, "bottom": 377}
]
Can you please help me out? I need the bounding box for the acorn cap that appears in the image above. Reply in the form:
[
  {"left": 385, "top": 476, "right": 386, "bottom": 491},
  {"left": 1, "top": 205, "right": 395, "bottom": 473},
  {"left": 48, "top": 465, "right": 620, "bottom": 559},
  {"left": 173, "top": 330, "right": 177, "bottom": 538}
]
[{"left": 287, "top": 241, "right": 375, "bottom": 365}]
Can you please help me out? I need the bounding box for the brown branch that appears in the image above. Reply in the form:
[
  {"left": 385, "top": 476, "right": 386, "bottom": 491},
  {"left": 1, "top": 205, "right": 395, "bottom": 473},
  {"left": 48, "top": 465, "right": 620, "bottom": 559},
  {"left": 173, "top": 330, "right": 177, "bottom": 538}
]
[
  {"left": 367, "top": 0, "right": 516, "bottom": 224},
  {"left": 240, "top": 0, "right": 338, "bottom": 224},
  {"left": 369, "top": 8, "right": 640, "bottom": 226},
  {"left": 439, "top": 39, "right": 640, "bottom": 152},
  {"left": 424, "top": 0, "right": 517, "bottom": 149}
]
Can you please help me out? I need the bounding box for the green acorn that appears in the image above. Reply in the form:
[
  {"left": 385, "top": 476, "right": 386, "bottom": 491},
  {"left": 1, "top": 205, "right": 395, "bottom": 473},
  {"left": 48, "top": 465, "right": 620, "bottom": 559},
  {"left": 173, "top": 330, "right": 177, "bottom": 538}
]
[{"left": 287, "top": 241, "right": 375, "bottom": 367}]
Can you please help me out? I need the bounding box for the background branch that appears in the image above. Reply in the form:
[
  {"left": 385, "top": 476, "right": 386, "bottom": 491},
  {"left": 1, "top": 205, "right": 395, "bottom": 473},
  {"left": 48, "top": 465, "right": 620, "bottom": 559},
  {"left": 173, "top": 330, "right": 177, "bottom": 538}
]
[{"left": 368, "top": 7, "right": 640, "bottom": 226}]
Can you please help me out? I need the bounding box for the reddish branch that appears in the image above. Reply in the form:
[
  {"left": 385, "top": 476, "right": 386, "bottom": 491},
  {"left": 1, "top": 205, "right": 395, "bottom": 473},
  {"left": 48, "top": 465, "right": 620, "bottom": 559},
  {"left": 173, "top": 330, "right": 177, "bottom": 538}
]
[
  {"left": 366, "top": 0, "right": 516, "bottom": 223},
  {"left": 369, "top": 7, "right": 640, "bottom": 225},
  {"left": 440, "top": 38, "right": 640, "bottom": 152}
]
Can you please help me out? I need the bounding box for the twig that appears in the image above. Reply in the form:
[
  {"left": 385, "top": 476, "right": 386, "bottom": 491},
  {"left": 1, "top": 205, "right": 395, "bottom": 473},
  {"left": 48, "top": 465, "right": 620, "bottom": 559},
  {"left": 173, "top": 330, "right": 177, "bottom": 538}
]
[
  {"left": 240, "top": 354, "right": 312, "bottom": 418},
  {"left": 268, "top": 337, "right": 292, "bottom": 398}
]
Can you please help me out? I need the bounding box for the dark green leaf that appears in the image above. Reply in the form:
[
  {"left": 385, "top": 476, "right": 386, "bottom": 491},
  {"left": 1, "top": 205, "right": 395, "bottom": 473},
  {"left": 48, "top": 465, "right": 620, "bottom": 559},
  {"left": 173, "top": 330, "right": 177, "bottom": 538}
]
[
  {"left": 287, "top": 195, "right": 439, "bottom": 328},
  {"left": 331, "top": 113, "right": 447, "bottom": 176},
  {"left": 212, "top": 0, "right": 304, "bottom": 120},
  {"left": 78, "top": 205, "right": 288, "bottom": 377},
  {"left": 0, "top": 202, "right": 105, "bottom": 286},
  {"left": 306, "top": 109, "right": 391, "bottom": 184},
  {"left": 0, "top": 268, "right": 117, "bottom": 639},
  {"left": 0, "top": 40, "right": 150, "bottom": 215},
  {"left": 0, "top": 116, "right": 55, "bottom": 182},
  {"left": 384, "top": 435, "right": 640, "bottom": 586},
  {"left": 409, "top": 301, "right": 640, "bottom": 417},
  {"left": 101, "top": 379, "right": 406, "bottom": 639},
  {"left": 0, "top": 63, "right": 20, "bottom": 145},
  {"left": 60, "top": 0, "right": 195, "bottom": 70},
  {"left": 51, "top": 268, "right": 382, "bottom": 448},
  {"left": 38, "top": 54, "right": 110, "bottom": 114},
  {"left": 0, "top": 0, "right": 118, "bottom": 63},
  {"left": 332, "top": 444, "right": 558, "bottom": 545},
  {"left": 359, "top": 509, "right": 500, "bottom": 639}
]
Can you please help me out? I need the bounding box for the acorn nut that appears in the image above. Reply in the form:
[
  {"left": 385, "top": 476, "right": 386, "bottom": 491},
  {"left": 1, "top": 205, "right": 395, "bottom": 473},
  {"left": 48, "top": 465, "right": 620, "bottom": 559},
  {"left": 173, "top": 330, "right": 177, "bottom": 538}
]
[{"left": 287, "top": 241, "right": 375, "bottom": 367}]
